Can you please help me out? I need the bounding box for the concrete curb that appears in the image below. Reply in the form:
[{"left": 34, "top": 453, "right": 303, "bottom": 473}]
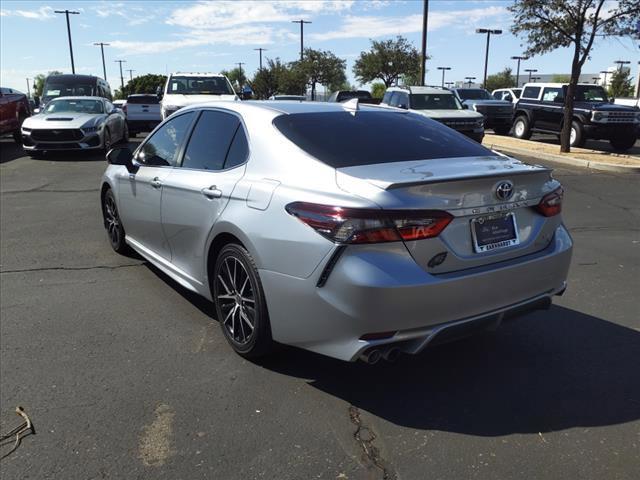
[{"left": 486, "top": 143, "right": 640, "bottom": 174}]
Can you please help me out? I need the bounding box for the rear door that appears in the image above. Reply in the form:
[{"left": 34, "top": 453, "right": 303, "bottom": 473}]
[
  {"left": 161, "top": 109, "right": 248, "bottom": 281},
  {"left": 117, "top": 111, "right": 195, "bottom": 260}
]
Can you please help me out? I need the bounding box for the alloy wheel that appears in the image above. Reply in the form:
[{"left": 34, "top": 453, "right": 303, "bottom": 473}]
[
  {"left": 104, "top": 195, "right": 120, "bottom": 246},
  {"left": 216, "top": 256, "right": 256, "bottom": 345},
  {"left": 514, "top": 120, "right": 524, "bottom": 137}
]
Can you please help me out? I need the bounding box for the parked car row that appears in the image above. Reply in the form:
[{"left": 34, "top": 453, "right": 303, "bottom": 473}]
[{"left": 0, "top": 87, "right": 31, "bottom": 143}]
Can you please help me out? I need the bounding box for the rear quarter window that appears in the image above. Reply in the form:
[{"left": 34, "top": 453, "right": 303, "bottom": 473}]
[
  {"left": 521, "top": 86, "right": 541, "bottom": 99},
  {"left": 273, "top": 111, "right": 496, "bottom": 169}
]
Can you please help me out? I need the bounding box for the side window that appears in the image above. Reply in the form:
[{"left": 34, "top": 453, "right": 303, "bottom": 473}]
[
  {"left": 224, "top": 126, "right": 249, "bottom": 169},
  {"left": 138, "top": 112, "right": 194, "bottom": 167},
  {"left": 541, "top": 87, "right": 563, "bottom": 102},
  {"left": 522, "top": 86, "right": 541, "bottom": 99},
  {"left": 389, "top": 92, "right": 401, "bottom": 107},
  {"left": 181, "top": 110, "right": 240, "bottom": 171},
  {"left": 381, "top": 91, "right": 392, "bottom": 105},
  {"left": 493, "top": 91, "right": 502, "bottom": 100}
]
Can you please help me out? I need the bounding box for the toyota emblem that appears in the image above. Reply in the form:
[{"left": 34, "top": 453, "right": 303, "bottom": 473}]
[{"left": 495, "top": 181, "right": 514, "bottom": 201}]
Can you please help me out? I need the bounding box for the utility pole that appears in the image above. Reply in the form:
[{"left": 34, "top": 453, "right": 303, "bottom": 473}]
[
  {"left": 291, "top": 19, "right": 311, "bottom": 61},
  {"left": 93, "top": 42, "right": 110, "bottom": 80},
  {"left": 464, "top": 76, "right": 476, "bottom": 88},
  {"left": 476, "top": 28, "right": 502, "bottom": 88},
  {"left": 437, "top": 66, "right": 451, "bottom": 87},
  {"left": 126, "top": 69, "right": 135, "bottom": 82},
  {"left": 236, "top": 62, "right": 245, "bottom": 87},
  {"left": 26, "top": 78, "right": 31, "bottom": 98},
  {"left": 592, "top": 76, "right": 600, "bottom": 84},
  {"left": 254, "top": 48, "right": 267, "bottom": 70},
  {"left": 55, "top": 10, "right": 80, "bottom": 74},
  {"left": 614, "top": 60, "right": 630, "bottom": 71},
  {"left": 531, "top": 76, "right": 541, "bottom": 83},
  {"left": 600, "top": 70, "right": 609, "bottom": 87},
  {"left": 420, "top": 0, "right": 429, "bottom": 86},
  {"left": 511, "top": 55, "right": 527, "bottom": 87},
  {"left": 525, "top": 68, "right": 537, "bottom": 83},
  {"left": 115, "top": 60, "right": 126, "bottom": 92},
  {"left": 445, "top": 81, "right": 454, "bottom": 88}
]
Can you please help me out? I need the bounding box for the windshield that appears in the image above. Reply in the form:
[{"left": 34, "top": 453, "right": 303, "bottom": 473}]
[
  {"left": 572, "top": 85, "right": 608, "bottom": 102},
  {"left": 410, "top": 93, "right": 462, "bottom": 110},
  {"left": 168, "top": 76, "right": 234, "bottom": 95},
  {"left": 456, "top": 89, "right": 492, "bottom": 100},
  {"left": 44, "top": 99, "right": 104, "bottom": 114},
  {"left": 273, "top": 111, "right": 495, "bottom": 168},
  {"left": 43, "top": 83, "right": 95, "bottom": 101}
]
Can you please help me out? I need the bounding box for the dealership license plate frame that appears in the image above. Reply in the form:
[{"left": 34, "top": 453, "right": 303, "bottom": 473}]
[{"left": 470, "top": 212, "right": 520, "bottom": 253}]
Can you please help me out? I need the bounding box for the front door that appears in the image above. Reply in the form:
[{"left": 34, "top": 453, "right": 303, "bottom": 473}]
[
  {"left": 161, "top": 109, "right": 249, "bottom": 282},
  {"left": 117, "top": 111, "right": 195, "bottom": 260},
  {"left": 539, "top": 87, "right": 564, "bottom": 132}
]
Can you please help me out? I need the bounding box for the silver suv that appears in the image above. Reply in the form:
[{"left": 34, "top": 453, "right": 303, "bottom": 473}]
[{"left": 381, "top": 86, "right": 485, "bottom": 142}]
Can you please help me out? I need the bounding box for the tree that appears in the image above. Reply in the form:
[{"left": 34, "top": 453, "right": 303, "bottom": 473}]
[
  {"left": 608, "top": 68, "right": 634, "bottom": 98},
  {"left": 221, "top": 67, "right": 246, "bottom": 92},
  {"left": 33, "top": 71, "right": 63, "bottom": 97},
  {"left": 353, "top": 36, "right": 421, "bottom": 88},
  {"left": 509, "top": 0, "right": 638, "bottom": 153},
  {"left": 114, "top": 74, "right": 167, "bottom": 99},
  {"left": 551, "top": 74, "right": 571, "bottom": 82},
  {"left": 485, "top": 67, "right": 516, "bottom": 91},
  {"left": 249, "top": 58, "right": 306, "bottom": 99},
  {"left": 295, "top": 48, "right": 346, "bottom": 100},
  {"left": 371, "top": 82, "right": 387, "bottom": 99}
]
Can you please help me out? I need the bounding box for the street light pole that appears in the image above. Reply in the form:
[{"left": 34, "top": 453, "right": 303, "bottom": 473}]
[
  {"left": 476, "top": 28, "right": 502, "bottom": 88},
  {"left": 26, "top": 78, "right": 31, "bottom": 98},
  {"left": 600, "top": 70, "right": 609, "bottom": 86},
  {"left": 291, "top": 20, "right": 311, "bottom": 61},
  {"left": 525, "top": 68, "right": 538, "bottom": 83},
  {"left": 55, "top": 10, "right": 80, "bottom": 74},
  {"left": 236, "top": 62, "right": 245, "bottom": 87},
  {"left": 93, "top": 42, "right": 110, "bottom": 80},
  {"left": 114, "top": 60, "right": 126, "bottom": 92},
  {"left": 511, "top": 55, "right": 527, "bottom": 87},
  {"left": 614, "top": 60, "right": 630, "bottom": 71},
  {"left": 465, "top": 76, "right": 476, "bottom": 88},
  {"left": 437, "top": 66, "right": 451, "bottom": 87},
  {"left": 420, "top": 0, "right": 429, "bottom": 86},
  {"left": 531, "top": 76, "right": 541, "bottom": 83},
  {"left": 254, "top": 48, "right": 267, "bottom": 70}
]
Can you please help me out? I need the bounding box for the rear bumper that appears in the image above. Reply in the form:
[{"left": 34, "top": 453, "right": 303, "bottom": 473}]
[
  {"left": 260, "top": 224, "right": 573, "bottom": 361},
  {"left": 127, "top": 119, "right": 160, "bottom": 132}
]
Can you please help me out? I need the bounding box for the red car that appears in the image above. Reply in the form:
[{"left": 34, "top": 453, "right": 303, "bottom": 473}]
[{"left": 0, "top": 87, "right": 30, "bottom": 144}]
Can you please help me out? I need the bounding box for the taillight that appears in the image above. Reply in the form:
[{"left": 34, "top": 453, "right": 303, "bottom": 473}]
[
  {"left": 535, "top": 187, "right": 563, "bottom": 217},
  {"left": 285, "top": 202, "right": 453, "bottom": 244}
]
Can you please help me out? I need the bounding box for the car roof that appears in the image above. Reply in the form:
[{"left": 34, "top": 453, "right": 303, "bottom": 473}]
[
  {"left": 170, "top": 72, "right": 226, "bottom": 77},
  {"left": 521, "top": 82, "right": 600, "bottom": 88},
  {"left": 128, "top": 93, "right": 157, "bottom": 97},
  {"left": 49, "top": 96, "right": 105, "bottom": 101},
  {"left": 388, "top": 86, "right": 453, "bottom": 94},
  {"left": 180, "top": 100, "right": 405, "bottom": 116},
  {"left": 46, "top": 74, "right": 100, "bottom": 80}
]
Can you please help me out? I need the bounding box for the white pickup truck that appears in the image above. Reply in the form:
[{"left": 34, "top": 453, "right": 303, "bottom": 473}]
[
  {"left": 124, "top": 94, "right": 162, "bottom": 136},
  {"left": 159, "top": 72, "right": 238, "bottom": 120}
]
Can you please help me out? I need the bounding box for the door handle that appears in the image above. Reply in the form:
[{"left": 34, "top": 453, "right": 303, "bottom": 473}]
[
  {"left": 201, "top": 185, "right": 222, "bottom": 199},
  {"left": 150, "top": 177, "right": 162, "bottom": 189}
]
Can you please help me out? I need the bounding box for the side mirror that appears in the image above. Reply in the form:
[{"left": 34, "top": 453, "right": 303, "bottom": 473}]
[
  {"left": 397, "top": 103, "right": 408, "bottom": 110},
  {"left": 109, "top": 108, "right": 119, "bottom": 115},
  {"left": 106, "top": 146, "right": 138, "bottom": 174},
  {"left": 462, "top": 104, "right": 469, "bottom": 109},
  {"left": 156, "top": 86, "right": 163, "bottom": 99}
]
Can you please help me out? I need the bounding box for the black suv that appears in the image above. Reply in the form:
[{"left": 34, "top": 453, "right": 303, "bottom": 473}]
[
  {"left": 451, "top": 88, "right": 513, "bottom": 135},
  {"left": 513, "top": 83, "right": 639, "bottom": 151}
]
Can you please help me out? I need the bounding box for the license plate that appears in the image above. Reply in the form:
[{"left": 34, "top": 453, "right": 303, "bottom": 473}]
[{"left": 471, "top": 213, "right": 520, "bottom": 253}]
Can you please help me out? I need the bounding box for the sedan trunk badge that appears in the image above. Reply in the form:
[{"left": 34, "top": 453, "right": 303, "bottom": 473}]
[{"left": 495, "top": 181, "right": 514, "bottom": 201}]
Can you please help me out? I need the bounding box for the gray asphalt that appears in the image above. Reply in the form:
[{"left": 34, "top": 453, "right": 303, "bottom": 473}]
[{"left": 1, "top": 136, "right": 639, "bottom": 479}]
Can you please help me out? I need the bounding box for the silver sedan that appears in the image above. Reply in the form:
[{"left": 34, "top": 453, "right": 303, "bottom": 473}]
[{"left": 100, "top": 100, "right": 572, "bottom": 363}]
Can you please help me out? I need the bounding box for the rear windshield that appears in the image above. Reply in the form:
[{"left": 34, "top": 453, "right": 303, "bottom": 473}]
[
  {"left": 127, "top": 95, "right": 159, "bottom": 104},
  {"left": 273, "top": 111, "right": 495, "bottom": 168},
  {"left": 456, "top": 89, "right": 492, "bottom": 100},
  {"left": 337, "top": 91, "right": 372, "bottom": 101}
]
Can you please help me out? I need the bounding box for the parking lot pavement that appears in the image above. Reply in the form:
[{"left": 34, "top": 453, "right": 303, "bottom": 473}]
[{"left": 1, "top": 137, "right": 639, "bottom": 479}]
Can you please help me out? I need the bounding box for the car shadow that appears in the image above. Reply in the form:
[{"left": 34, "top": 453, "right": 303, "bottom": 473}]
[
  {"left": 0, "top": 139, "right": 25, "bottom": 164},
  {"left": 140, "top": 261, "right": 640, "bottom": 436}
]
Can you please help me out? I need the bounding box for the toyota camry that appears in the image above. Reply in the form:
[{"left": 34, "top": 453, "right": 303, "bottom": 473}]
[
  {"left": 100, "top": 100, "right": 572, "bottom": 363},
  {"left": 22, "top": 96, "right": 127, "bottom": 156}
]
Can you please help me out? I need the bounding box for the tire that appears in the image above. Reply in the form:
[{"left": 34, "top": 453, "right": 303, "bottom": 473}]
[
  {"left": 513, "top": 115, "right": 531, "bottom": 139},
  {"left": 102, "top": 189, "right": 129, "bottom": 254},
  {"left": 213, "top": 243, "right": 273, "bottom": 358},
  {"left": 493, "top": 125, "right": 511, "bottom": 136},
  {"left": 102, "top": 128, "right": 112, "bottom": 153},
  {"left": 609, "top": 135, "right": 636, "bottom": 152},
  {"left": 569, "top": 120, "right": 585, "bottom": 148}
]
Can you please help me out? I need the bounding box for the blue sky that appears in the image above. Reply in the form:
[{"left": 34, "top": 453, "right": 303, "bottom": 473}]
[{"left": 1, "top": 0, "right": 638, "bottom": 93}]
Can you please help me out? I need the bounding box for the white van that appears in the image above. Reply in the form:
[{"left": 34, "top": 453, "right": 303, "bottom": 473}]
[{"left": 159, "top": 72, "right": 238, "bottom": 119}]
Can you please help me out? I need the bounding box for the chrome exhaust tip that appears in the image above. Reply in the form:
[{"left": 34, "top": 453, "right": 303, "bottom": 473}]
[
  {"left": 382, "top": 347, "right": 400, "bottom": 363},
  {"left": 360, "top": 349, "right": 382, "bottom": 364}
]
